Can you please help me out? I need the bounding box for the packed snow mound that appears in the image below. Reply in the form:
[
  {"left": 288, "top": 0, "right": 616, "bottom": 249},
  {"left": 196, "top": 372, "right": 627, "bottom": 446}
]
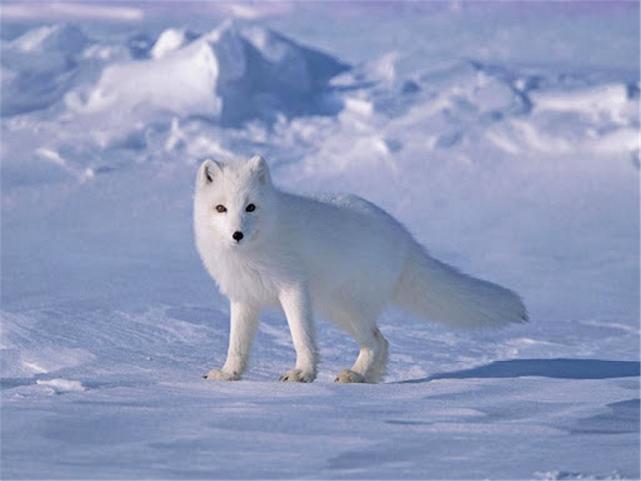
[
  {"left": 530, "top": 83, "right": 636, "bottom": 122},
  {"left": 1, "top": 24, "right": 89, "bottom": 116},
  {"left": 76, "top": 35, "right": 223, "bottom": 119},
  {"left": 73, "top": 21, "right": 349, "bottom": 125},
  {"left": 8, "top": 24, "right": 88, "bottom": 54},
  {"left": 36, "top": 379, "right": 86, "bottom": 393},
  {"left": 150, "top": 28, "right": 200, "bottom": 59}
]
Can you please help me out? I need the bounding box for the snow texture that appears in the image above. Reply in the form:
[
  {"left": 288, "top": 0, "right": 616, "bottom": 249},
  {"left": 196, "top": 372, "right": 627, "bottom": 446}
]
[{"left": 1, "top": 2, "right": 639, "bottom": 479}]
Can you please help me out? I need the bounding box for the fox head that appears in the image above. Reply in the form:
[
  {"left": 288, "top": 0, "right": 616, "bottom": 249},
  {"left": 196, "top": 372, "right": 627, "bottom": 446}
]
[{"left": 194, "top": 155, "right": 277, "bottom": 248}]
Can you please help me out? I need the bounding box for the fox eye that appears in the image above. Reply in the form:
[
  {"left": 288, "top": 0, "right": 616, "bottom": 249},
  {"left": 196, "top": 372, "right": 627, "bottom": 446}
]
[
  {"left": 245, "top": 203, "right": 256, "bottom": 212},
  {"left": 215, "top": 205, "right": 227, "bottom": 213}
]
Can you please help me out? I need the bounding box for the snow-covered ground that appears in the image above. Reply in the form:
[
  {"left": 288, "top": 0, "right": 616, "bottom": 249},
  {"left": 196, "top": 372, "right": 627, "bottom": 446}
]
[{"left": 1, "top": 2, "right": 639, "bottom": 479}]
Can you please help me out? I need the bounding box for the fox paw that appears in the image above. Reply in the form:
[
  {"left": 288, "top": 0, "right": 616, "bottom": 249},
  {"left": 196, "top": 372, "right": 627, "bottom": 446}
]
[
  {"left": 335, "top": 369, "right": 366, "bottom": 384},
  {"left": 279, "top": 369, "right": 315, "bottom": 383},
  {"left": 203, "top": 368, "right": 240, "bottom": 381}
]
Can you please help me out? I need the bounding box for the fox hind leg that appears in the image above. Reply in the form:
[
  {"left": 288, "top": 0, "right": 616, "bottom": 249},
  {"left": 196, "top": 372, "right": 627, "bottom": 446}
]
[{"left": 335, "top": 325, "right": 389, "bottom": 384}]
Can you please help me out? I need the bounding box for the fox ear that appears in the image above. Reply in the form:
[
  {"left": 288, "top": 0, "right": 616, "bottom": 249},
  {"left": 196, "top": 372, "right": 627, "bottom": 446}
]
[
  {"left": 200, "top": 159, "right": 223, "bottom": 184},
  {"left": 248, "top": 154, "right": 270, "bottom": 185}
]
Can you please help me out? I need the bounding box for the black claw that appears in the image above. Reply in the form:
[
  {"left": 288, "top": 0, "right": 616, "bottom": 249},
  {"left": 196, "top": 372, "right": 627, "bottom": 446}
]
[{"left": 202, "top": 375, "right": 208, "bottom": 379}]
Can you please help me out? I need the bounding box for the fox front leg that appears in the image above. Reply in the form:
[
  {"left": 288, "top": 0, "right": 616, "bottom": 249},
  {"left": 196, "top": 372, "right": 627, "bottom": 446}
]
[
  {"left": 278, "top": 285, "right": 318, "bottom": 382},
  {"left": 204, "top": 301, "right": 259, "bottom": 381}
]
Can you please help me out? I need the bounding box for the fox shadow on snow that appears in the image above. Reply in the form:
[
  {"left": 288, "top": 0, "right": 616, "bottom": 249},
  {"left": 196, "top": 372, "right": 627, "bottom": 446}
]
[{"left": 399, "top": 358, "right": 641, "bottom": 384}]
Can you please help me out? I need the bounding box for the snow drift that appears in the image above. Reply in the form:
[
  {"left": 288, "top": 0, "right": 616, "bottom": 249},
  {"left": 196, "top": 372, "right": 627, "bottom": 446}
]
[
  {"left": 72, "top": 21, "right": 349, "bottom": 125},
  {"left": 1, "top": 24, "right": 88, "bottom": 116}
]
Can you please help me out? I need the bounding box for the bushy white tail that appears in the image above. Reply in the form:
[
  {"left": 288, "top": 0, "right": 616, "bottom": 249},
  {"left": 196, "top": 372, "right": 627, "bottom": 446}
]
[{"left": 393, "top": 244, "right": 528, "bottom": 328}]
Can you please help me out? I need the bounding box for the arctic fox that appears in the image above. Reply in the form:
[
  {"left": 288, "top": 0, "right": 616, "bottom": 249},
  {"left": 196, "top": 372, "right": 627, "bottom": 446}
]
[{"left": 194, "top": 155, "right": 527, "bottom": 383}]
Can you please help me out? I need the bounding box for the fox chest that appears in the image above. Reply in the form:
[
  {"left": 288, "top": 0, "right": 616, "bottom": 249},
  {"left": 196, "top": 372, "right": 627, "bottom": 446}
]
[{"left": 209, "top": 256, "right": 284, "bottom": 306}]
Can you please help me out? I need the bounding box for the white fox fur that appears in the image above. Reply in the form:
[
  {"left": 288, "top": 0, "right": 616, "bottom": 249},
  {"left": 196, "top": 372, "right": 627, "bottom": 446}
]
[{"left": 194, "top": 155, "right": 527, "bottom": 383}]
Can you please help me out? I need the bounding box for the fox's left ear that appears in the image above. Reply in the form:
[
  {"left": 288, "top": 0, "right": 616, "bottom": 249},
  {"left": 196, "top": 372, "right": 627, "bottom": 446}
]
[{"left": 248, "top": 154, "right": 270, "bottom": 185}]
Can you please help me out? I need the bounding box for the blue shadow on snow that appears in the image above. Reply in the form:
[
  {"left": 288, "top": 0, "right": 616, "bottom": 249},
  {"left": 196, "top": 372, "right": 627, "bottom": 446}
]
[{"left": 399, "top": 358, "right": 640, "bottom": 384}]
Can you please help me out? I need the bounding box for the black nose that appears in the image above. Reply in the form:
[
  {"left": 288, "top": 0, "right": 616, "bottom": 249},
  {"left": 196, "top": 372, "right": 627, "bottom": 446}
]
[{"left": 232, "top": 231, "right": 244, "bottom": 242}]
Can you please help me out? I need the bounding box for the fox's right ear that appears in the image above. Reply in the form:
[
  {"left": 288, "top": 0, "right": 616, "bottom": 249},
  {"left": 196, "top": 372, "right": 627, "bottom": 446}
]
[{"left": 199, "top": 159, "right": 223, "bottom": 185}]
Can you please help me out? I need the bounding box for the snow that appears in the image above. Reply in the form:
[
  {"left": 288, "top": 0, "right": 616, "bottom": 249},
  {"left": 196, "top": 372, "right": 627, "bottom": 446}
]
[
  {"left": 150, "top": 28, "right": 197, "bottom": 59},
  {"left": 1, "top": 2, "right": 639, "bottom": 479},
  {"left": 36, "top": 378, "right": 86, "bottom": 393}
]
